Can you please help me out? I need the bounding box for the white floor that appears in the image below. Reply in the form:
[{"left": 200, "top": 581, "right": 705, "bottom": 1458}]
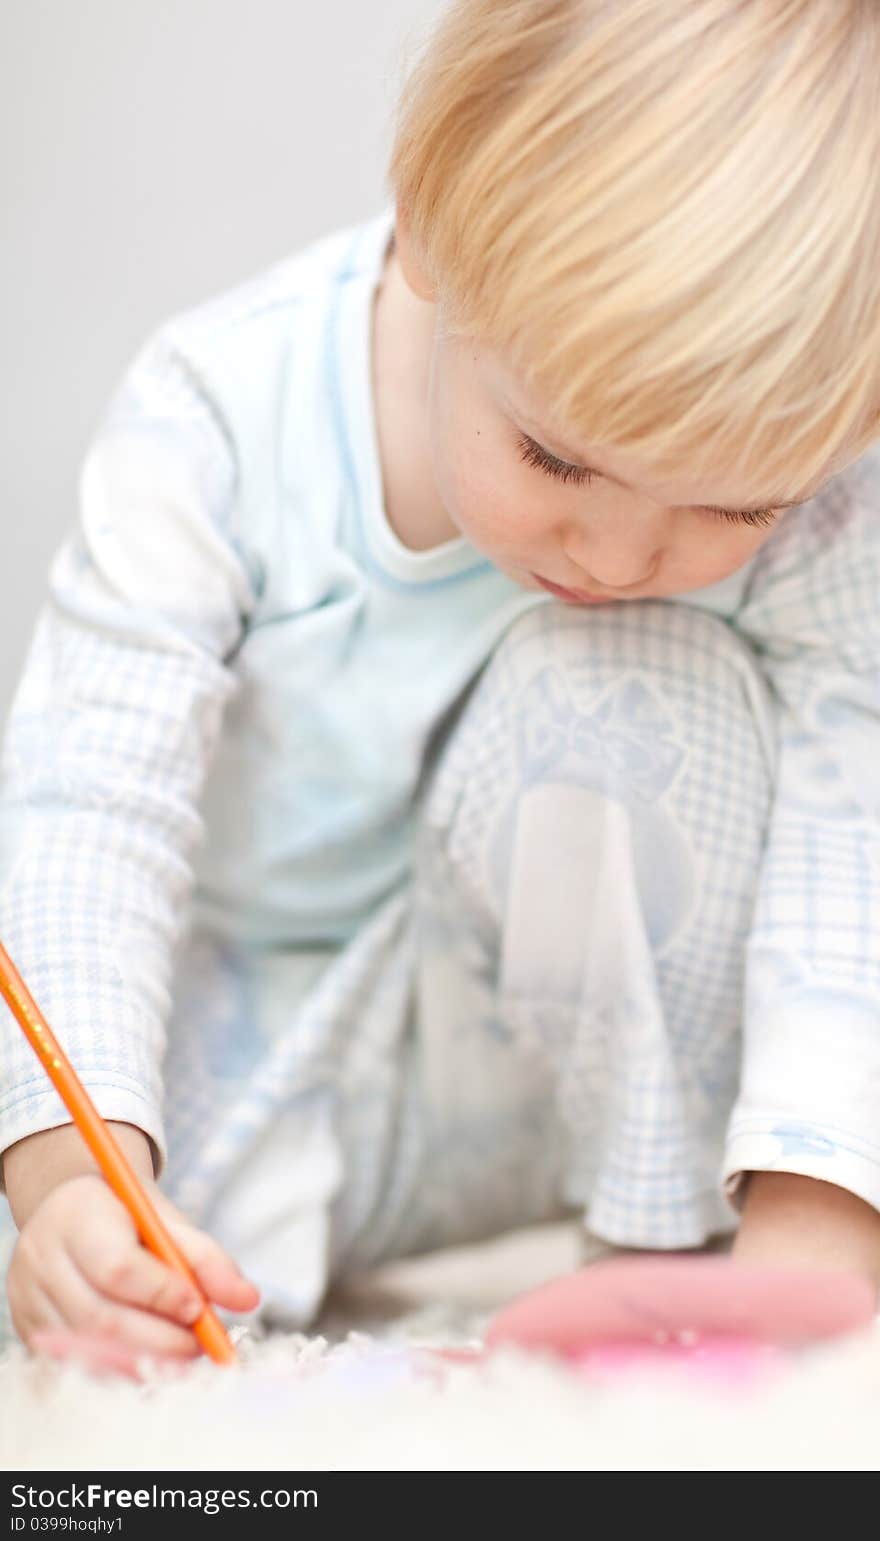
[{"left": 2, "top": 1222, "right": 879, "bottom": 1471}]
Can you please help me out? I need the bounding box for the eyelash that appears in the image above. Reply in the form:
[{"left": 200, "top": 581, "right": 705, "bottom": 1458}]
[
  {"left": 516, "top": 431, "right": 595, "bottom": 487},
  {"left": 515, "top": 431, "right": 777, "bottom": 527},
  {"left": 709, "top": 505, "right": 777, "bottom": 529}
]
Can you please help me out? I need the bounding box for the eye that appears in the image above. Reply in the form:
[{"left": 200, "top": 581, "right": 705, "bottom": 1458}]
[
  {"left": 516, "top": 431, "right": 596, "bottom": 487},
  {"left": 706, "top": 506, "right": 778, "bottom": 529},
  {"left": 517, "top": 428, "right": 779, "bottom": 526}
]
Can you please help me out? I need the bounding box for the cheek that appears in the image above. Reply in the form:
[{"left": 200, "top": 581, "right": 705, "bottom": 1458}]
[
  {"left": 677, "top": 521, "right": 778, "bottom": 585},
  {"left": 447, "top": 453, "right": 546, "bottom": 560},
  {"left": 428, "top": 369, "right": 527, "bottom": 549}
]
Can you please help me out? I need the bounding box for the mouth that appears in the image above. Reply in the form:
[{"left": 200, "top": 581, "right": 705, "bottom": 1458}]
[{"left": 531, "top": 573, "right": 613, "bottom": 604}]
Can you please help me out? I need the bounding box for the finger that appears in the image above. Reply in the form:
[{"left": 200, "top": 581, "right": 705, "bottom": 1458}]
[
  {"left": 42, "top": 1250, "right": 202, "bottom": 1359},
  {"left": 183, "top": 1245, "right": 261, "bottom": 1311},
  {"left": 10, "top": 1281, "right": 65, "bottom": 1346},
  {"left": 66, "top": 1225, "right": 205, "bottom": 1328},
  {"left": 191, "top": 1254, "right": 261, "bottom": 1311},
  {"left": 158, "top": 1217, "right": 261, "bottom": 1312}
]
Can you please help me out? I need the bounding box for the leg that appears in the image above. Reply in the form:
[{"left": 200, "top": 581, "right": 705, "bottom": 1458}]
[{"left": 367, "top": 598, "right": 776, "bottom": 1262}]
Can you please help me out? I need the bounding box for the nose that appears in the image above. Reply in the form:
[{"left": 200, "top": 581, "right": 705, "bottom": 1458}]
[{"left": 562, "top": 516, "right": 661, "bottom": 591}]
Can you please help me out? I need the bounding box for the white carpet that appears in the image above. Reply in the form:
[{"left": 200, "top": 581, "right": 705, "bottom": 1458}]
[{"left": 2, "top": 1223, "right": 879, "bottom": 1471}]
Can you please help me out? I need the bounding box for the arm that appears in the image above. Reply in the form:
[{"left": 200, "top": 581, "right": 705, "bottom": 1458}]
[
  {"left": 0, "top": 327, "right": 262, "bottom": 1346},
  {"left": 735, "top": 1172, "right": 880, "bottom": 1283},
  {"left": 725, "top": 458, "right": 880, "bottom": 1286},
  {"left": 0, "top": 323, "right": 256, "bottom": 1180},
  {"left": 3, "top": 1123, "right": 153, "bottom": 1228}
]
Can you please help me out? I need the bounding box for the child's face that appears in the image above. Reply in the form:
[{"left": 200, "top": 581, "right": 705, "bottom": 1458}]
[{"left": 426, "top": 329, "right": 815, "bottom": 603}]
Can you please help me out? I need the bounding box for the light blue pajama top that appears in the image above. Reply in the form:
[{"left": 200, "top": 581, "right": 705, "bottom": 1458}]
[{"left": 1, "top": 206, "right": 879, "bottom": 1221}]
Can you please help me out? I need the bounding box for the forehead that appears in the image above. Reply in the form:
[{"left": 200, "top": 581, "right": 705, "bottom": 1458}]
[{"left": 486, "top": 356, "right": 817, "bottom": 513}]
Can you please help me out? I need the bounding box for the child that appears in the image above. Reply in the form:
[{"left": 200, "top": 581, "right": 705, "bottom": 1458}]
[{"left": 2, "top": 0, "right": 879, "bottom": 1358}]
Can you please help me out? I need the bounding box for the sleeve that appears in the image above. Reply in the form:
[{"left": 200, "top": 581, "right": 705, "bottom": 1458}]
[
  {"left": 0, "top": 325, "right": 259, "bottom": 1177},
  {"left": 722, "top": 451, "right": 880, "bottom": 1212}
]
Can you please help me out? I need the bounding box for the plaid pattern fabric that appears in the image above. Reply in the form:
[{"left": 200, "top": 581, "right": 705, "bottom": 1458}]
[{"left": 1, "top": 208, "right": 879, "bottom": 1339}]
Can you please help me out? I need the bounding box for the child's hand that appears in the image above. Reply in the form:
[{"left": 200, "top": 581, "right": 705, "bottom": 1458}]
[
  {"left": 7, "top": 1173, "right": 260, "bottom": 1358},
  {"left": 734, "top": 1171, "right": 880, "bottom": 1289}
]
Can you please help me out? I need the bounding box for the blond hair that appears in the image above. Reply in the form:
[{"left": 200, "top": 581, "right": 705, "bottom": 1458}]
[{"left": 389, "top": 0, "right": 880, "bottom": 501}]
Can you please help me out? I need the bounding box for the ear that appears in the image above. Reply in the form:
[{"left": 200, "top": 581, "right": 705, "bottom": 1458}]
[{"left": 393, "top": 203, "right": 438, "bottom": 302}]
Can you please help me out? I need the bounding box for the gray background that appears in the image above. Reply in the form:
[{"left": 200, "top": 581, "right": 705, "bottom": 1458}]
[{"left": 1, "top": 0, "right": 445, "bottom": 719}]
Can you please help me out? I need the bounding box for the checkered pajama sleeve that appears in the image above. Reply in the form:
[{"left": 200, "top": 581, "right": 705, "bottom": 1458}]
[
  {"left": 0, "top": 327, "right": 256, "bottom": 1176},
  {"left": 724, "top": 460, "right": 880, "bottom": 1212}
]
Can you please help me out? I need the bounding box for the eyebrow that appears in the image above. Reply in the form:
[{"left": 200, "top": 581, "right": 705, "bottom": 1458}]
[{"left": 516, "top": 410, "right": 810, "bottom": 513}]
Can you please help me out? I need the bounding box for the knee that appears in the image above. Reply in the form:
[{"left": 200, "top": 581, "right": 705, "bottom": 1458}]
[
  {"left": 492, "top": 595, "right": 757, "bottom": 688},
  {"left": 422, "top": 598, "right": 774, "bottom": 850},
  {"left": 476, "top": 599, "right": 775, "bottom": 789},
  {"left": 418, "top": 599, "right": 774, "bottom": 962}
]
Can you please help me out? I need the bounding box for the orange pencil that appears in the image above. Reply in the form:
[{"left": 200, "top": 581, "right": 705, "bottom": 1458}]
[{"left": 0, "top": 938, "right": 237, "bottom": 1366}]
